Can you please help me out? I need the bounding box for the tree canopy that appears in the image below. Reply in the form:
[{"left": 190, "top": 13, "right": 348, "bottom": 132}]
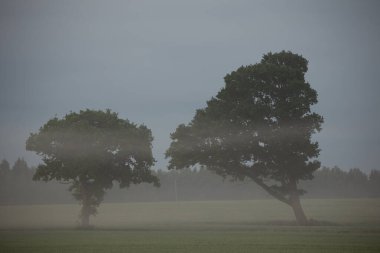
[
  {"left": 166, "top": 51, "right": 323, "bottom": 225},
  {"left": 26, "top": 109, "right": 159, "bottom": 227}
]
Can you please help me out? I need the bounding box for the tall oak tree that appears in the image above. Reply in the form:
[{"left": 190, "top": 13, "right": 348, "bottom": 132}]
[{"left": 166, "top": 51, "right": 323, "bottom": 225}]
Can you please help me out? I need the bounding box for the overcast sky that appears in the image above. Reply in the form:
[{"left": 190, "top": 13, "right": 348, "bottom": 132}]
[{"left": 1, "top": 0, "right": 379, "bottom": 172}]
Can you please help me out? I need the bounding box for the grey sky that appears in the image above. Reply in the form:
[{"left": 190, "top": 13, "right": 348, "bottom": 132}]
[{"left": 0, "top": 0, "right": 379, "bottom": 172}]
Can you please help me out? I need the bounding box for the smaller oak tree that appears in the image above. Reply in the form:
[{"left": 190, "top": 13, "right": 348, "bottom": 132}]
[{"left": 26, "top": 109, "right": 159, "bottom": 228}]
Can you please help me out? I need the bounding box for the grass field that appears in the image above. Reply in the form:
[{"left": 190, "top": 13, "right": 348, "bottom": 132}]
[{"left": 1, "top": 199, "right": 380, "bottom": 252}]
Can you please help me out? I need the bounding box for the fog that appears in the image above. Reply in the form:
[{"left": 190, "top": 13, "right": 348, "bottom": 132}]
[
  {"left": 1, "top": 164, "right": 379, "bottom": 205},
  {"left": 1, "top": 0, "right": 380, "bottom": 172},
  {"left": 1, "top": 4, "right": 380, "bottom": 250}
]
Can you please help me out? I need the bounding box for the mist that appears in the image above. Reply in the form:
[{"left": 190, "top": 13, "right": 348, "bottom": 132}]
[
  {"left": 1, "top": 1, "right": 380, "bottom": 252},
  {"left": 1, "top": 0, "right": 380, "bottom": 171},
  {"left": 1, "top": 162, "right": 379, "bottom": 205}
]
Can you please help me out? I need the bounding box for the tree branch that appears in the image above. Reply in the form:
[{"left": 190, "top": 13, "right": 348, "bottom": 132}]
[{"left": 244, "top": 170, "right": 291, "bottom": 205}]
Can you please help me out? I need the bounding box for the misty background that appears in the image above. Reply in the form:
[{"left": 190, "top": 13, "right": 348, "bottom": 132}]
[
  {"left": 1, "top": 0, "right": 380, "bottom": 172},
  {"left": 1, "top": 158, "right": 379, "bottom": 205}
]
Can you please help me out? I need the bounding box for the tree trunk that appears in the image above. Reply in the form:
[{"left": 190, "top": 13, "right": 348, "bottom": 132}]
[
  {"left": 245, "top": 170, "right": 309, "bottom": 225},
  {"left": 81, "top": 203, "right": 90, "bottom": 228},
  {"left": 80, "top": 182, "right": 91, "bottom": 228},
  {"left": 289, "top": 182, "right": 308, "bottom": 225}
]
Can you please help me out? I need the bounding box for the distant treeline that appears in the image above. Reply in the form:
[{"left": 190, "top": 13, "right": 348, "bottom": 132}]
[{"left": 1, "top": 158, "right": 380, "bottom": 205}]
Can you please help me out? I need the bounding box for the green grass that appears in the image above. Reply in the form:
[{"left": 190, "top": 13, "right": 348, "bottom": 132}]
[
  {"left": 1, "top": 199, "right": 380, "bottom": 252},
  {"left": 1, "top": 227, "right": 380, "bottom": 253}
]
